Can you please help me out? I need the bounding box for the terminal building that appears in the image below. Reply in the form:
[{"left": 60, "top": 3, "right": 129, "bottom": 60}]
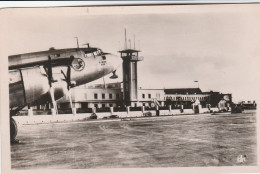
[{"left": 57, "top": 83, "right": 231, "bottom": 111}]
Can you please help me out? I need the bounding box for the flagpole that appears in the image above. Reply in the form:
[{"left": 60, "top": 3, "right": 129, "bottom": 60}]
[{"left": 194, "top": 81, "right": 199, "bottom": 88}]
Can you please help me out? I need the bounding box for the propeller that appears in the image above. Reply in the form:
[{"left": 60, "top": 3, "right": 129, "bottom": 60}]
[
  {"left": 46, "top": 56, "right": 73, "bottom": 114},
  {"left": 61, "top": 64, "right": 76, "bottom": 110},
  {"left": 45, "top": 56, "right": 58, "bottom": 114},
  {"left": 45, "top": 55, "right": 78, "bottom": 114}
]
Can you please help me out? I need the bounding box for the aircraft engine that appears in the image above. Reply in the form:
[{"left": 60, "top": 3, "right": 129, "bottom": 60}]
[
  {"left": 9, "top": 66, "right": 72, "bottom": 109},
  {"left": 9, "top": 67, "right": 50, "bottom": 108}
]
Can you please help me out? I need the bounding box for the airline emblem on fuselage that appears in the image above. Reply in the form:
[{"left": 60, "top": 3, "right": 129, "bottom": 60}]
[{"left": 72, "top": 58, "right": 85, "bottom": 71}]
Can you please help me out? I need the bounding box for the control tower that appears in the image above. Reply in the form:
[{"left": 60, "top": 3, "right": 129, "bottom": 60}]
[{"left": 119, "top": 32, "right": 143, "bottom": 106}]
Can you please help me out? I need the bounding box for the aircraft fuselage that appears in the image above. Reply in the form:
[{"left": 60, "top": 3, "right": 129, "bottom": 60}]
[{"left": 9, "top": 47, "right": 121, "bottom": 109}]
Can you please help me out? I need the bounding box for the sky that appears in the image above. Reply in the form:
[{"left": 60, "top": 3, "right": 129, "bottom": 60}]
[{"left": 2, "top": 4, "right": 260, "bottom": 102}]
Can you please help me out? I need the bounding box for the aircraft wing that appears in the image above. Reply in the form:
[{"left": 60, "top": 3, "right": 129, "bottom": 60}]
[{"left": 8, "top": 47, "right": 98, "bottom": 70}]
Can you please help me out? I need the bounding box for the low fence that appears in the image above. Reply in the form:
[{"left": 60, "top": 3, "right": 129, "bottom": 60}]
[{"left": 13, "top": 105, "right": 226, "bottom": 125}]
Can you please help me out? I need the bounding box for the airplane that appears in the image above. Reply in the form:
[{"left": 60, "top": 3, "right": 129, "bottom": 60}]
[{"left": 9, "top": 43, "right": 121, "bottom": 143}]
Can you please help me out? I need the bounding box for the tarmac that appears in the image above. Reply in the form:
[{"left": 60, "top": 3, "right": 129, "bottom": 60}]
[{"left": 11, "top": 111, "right": 257, "bottom": 169}]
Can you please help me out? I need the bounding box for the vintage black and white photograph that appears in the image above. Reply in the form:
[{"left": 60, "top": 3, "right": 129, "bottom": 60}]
[{"left": 1, "top": 3, "right": 260, "bottom": 173}]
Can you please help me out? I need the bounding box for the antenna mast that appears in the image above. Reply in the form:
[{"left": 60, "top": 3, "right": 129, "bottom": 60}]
[
  {"left": 75, "top": 37, "right": 79, "bottom": 48},
  {"left": 129, "top": 39, "right": 131, "bottom": 49},
  {"left": 134, "top": 34, "right": 135, "bottom": 49},
  {"left": 124, "top": 28, "right": 127, "bottom": 49}
]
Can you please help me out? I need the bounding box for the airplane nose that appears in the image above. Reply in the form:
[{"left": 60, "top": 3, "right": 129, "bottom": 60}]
[{"left": 108, "top": 54, "right": 122, "bottom": 71}]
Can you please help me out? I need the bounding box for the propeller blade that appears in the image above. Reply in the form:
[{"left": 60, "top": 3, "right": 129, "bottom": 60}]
[
  {"left": 49, "top": 87, "right": 58, "bottom": 114},
  {"left": 67, "top": 90, "right": 73, "bottom": 109},
  {"left": 66, "top": 65, "right": 71, "bottom": 90},
  {"left": 47, "top": 56, "right": 53, "bottom": 87}
]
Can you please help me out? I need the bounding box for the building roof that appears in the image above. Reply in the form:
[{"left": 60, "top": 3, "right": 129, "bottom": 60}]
[
  {"left": 203, "top": 91, "right": 220, "bottom": 95},
  {"left": 164, "top": 88, "right": 202, "bottom": 95},
  {"left": 118, "top": 49, "right": 141, "bottom": 53}
]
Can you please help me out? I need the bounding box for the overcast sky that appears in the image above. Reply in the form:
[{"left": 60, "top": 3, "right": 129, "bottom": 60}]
[{"left": 3, "top": 4, "right": 260, "bottom": 102}]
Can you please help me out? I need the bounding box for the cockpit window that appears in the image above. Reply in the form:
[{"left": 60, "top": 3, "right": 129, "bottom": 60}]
[
  {"left": 84, "top": 52, "right": 93, "bottom": 57},
  {"left": 84, "top": 49, "right": 103, "bottom": 58},
  {"left": 97, "top": 49, "right": 102, "bottom": 55},
  {"left": 93, "top": 49, "right": 102, "bottom": 57}
]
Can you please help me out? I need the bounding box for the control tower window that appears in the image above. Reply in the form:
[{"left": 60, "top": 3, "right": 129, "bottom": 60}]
[{"left": 122, "top": 53, "right": 127, "bottom": 57}]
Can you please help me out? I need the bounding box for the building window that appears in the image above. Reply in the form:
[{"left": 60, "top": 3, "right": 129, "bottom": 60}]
[
  {"left": 143, "top": 103, "right": 146, "bottom": 106},
  {"left": 102, "top": 104, "right": 106, "bottom": 108},
  {"left": 116, "top": 93, "right": 119, "bottom": 99},
  {"left": 94, "top": 93, "right": 98, "bottom": 99},
  {"left": 109, "top": 93, "right": 112, "bottom": 99},
  {"left": 109, "top": 104, "right": 113, "bottom": 107},
  {"left": 102, "top": 93, "right": 105, "bottom": 99},
  {"left": 142, "top": 94, "right": 145, "bottom": 99},
  {"left": 148, "top": 94, "right": 151, "bottom": 98},
  {"left": 94, "top": 104, "right": 98, "bottom": 108}
]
